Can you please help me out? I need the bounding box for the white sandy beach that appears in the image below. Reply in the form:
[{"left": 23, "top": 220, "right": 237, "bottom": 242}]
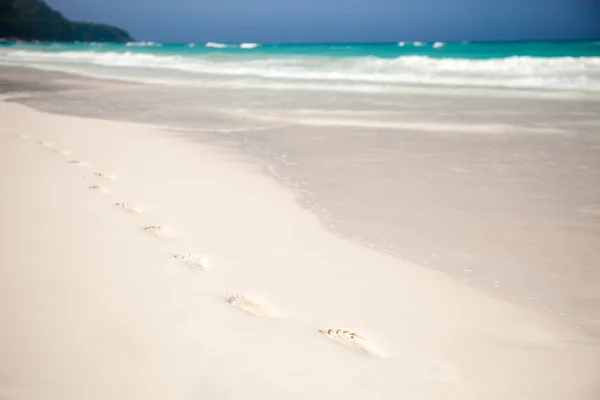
[{"left": 1, "top": 98, "right": 599, "bottom": 399}]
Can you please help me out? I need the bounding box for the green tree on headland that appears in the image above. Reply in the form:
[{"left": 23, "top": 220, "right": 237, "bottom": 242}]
[{"left": 0, "top": 0, "right": 133, "bottom": 42}]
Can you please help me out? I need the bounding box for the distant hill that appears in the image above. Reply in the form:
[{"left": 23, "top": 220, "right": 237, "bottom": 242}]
[{"left": 0, "top": 0, "right": 133, "bottom": 42}]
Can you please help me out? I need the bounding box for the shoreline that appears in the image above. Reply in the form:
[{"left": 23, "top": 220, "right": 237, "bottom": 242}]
[
  {"left": 1, "top": 99, "right": 599, "bottom": 399},
  {"left": 2, "top": 66, "right": 600, "bottom": 336}
]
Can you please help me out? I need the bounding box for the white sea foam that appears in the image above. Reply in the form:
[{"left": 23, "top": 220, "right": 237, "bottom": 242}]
[
  {"left": 398, "top": 42, "right": 405, "bottom": 47},
  {"left": 2, "top": 49, "right": 600, "bottom": 92},
  {"left": 126, "top": 41, "right": 161, "bottom": 47},
  {"left": 206, "top": 42, "right": 228, "bottom": 48},
  {"left": 433, "top": 42, "right": 445, "bottom": 49},
  {"left": 413, "top": 41, "right": 424, "bottom": 47},
  {"left": 240, "top": 43, "right": 259, "bottom": 49}
]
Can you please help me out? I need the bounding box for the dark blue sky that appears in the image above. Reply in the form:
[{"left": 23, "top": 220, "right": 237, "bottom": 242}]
[{"left": 47, "top": 0, "right": 600, "bottom": 43}]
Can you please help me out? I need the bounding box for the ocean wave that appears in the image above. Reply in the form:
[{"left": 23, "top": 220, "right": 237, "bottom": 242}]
[
  {"left": 399, "top": 41, "right": 439, "bottom": 48},
  {"left": 126, "top": 41, "right": 161, "bottom": 47},
  {"left": 205, "top": 42, "right": 258, "bottom": 49},
  {"left": 2, "top": 49, "right": 600, "bottom": 92},
  {"left": 206, "top": 42, "right": 228, "bottom": 48}
]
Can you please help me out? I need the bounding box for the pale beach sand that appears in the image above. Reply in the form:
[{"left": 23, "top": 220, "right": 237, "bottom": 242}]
[{"left": 1, "top": 97, "right": 599, "bottom": 399}]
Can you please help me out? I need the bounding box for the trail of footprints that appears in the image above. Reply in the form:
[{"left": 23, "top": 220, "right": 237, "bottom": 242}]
[
  {"left": 226, "top": 293, "right": 276, "bottom": 318},
  {"left": 319, "top": 329, "right": 386, "bottom": 357},
  {"left": 11, "top": 129, "right": 388, "bottom": 360},
  {"left": 174, "top": 253, "right": 209, "bottom": 270},
  {"left": 68, "top": 160, "right": 89, "bottom": 167},
  {"left": 88, "top": 185, "right": 111, "bottom": 194},
  {"left": 143, "top": 225, "right": 175, "bottom": 237},
  {"left": 95, "top": 172, "right": 116, "bottom": 180},
  {"left": 115, "top": 202, "right": 142, "bottom": 213}
]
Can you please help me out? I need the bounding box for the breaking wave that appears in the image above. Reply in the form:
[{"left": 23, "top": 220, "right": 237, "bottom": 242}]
[
  {"left": 125, "top": 41, "right": 162, "bottom": 47},
  {"left": 1, "top": 48, "right": 600, "bottom": 92},
  {"left": 205, "top": 42, "right": 259, "bottom": 49},
  {"left": 206, "top": 42, "right": 228, "bottom": 48}
]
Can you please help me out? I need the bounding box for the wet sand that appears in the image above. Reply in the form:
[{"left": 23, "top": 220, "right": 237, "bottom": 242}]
[{"left": 3, "top": 66, "right": 599, "bottom": 334}]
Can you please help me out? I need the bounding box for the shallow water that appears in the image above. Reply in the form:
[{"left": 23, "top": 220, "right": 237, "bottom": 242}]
[{"left": 3, "top": 65, "right": 600, "bottom": 335}]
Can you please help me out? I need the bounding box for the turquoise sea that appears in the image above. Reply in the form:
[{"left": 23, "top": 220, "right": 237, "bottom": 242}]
[
  {"left": 1, "top": 40, "right": 600, "bottom": 92},
  {"left": 4, "top": 40, "right": 600, "bottom": 58}
]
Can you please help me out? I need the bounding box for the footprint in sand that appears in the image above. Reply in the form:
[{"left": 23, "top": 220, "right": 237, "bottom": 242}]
[
  {"left": 226, "top": 294, "right": 276, "bottom": 318},
  {"left": 88, "top": 185, "right": 111, "bottom": 194},
  {"left": 94, "top": 172, "right": 116, "bottom": 180},
  {"left": 115, "top": 202, "right": 143, "bottom": 214},
  {"left": 68, "top": 160, "right": 89, "bottom": 167},
  {"left": 318, "top": 329, "right": 385, "bottom": 358},
  {"left": 143, "top": 225, "right": 174, "bottom": 237},
  {"left": 54, "top": 149, "right": 71, "bottom": 156},
  {"left": 174, "top": 254, "right": 210, "bottom": 270},
  {"left": 36, "top": 141, "right": 54, "bottom": 147},
  {"left": 15, "top": 134, "right": 30, "bottom": 140}
]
